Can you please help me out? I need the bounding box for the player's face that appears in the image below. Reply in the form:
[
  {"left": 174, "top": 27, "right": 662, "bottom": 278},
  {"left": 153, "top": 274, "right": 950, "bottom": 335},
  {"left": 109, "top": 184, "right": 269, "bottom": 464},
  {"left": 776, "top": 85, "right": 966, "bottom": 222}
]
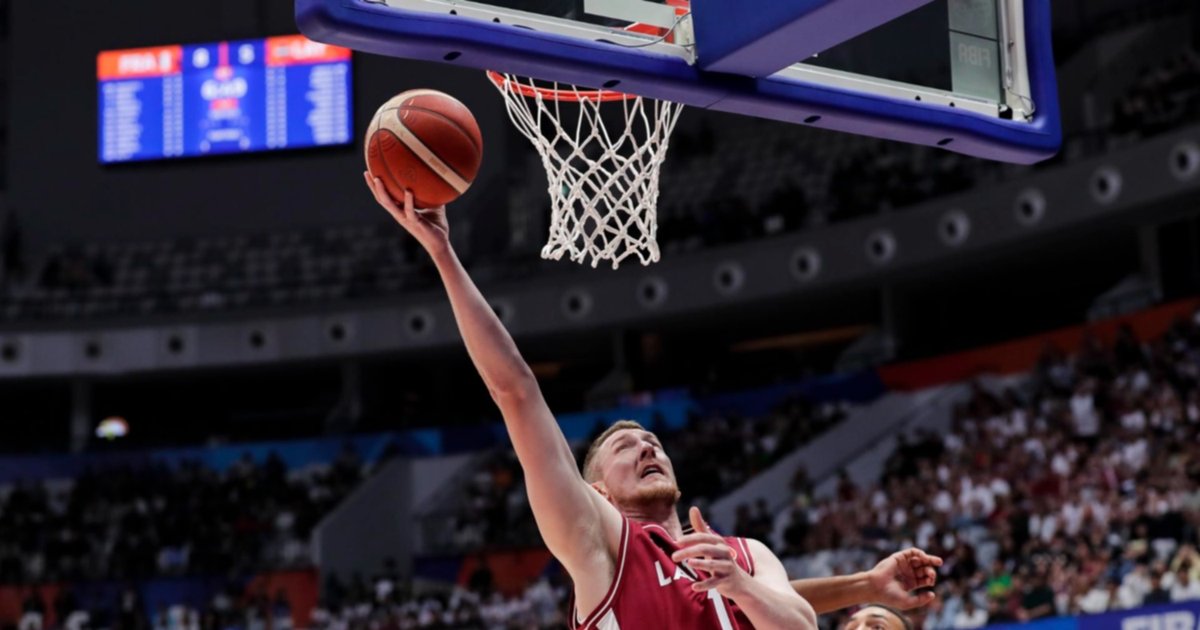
[
  {"left": 595, "top": 428, "right": 681, "bottom": 510},
  {"left": 844, "top": 607, "right": 906, "bottom": 630}
]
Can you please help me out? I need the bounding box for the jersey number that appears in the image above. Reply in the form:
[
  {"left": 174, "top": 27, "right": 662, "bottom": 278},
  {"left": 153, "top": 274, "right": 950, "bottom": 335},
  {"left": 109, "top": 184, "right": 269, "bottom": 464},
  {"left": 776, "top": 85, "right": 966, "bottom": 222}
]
[{"left": 707, "top": 589, "right": 735, "bottom": 630}]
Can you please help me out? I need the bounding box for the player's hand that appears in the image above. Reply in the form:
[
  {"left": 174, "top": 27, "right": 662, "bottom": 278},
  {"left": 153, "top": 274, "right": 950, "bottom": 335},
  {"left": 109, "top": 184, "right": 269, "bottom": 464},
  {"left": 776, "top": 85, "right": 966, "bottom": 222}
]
[
  {"left": 865, "top": 548, "right": 943, "bottom": 610},
  {"left": 364, "top": 172, "right": 450, "bottom": 254},
  {"left": 671, "top": 507, "right": 752, "bottom": 599}
]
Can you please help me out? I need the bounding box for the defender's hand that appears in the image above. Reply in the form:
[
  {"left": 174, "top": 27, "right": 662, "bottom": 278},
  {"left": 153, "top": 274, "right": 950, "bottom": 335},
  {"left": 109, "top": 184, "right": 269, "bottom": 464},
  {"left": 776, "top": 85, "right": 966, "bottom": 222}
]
[
  {"left": 364, "top": 172, "right": 450, "bottom": 254},
  {"left": 865, "top": 548, "right": 943, "bottom": 610}
]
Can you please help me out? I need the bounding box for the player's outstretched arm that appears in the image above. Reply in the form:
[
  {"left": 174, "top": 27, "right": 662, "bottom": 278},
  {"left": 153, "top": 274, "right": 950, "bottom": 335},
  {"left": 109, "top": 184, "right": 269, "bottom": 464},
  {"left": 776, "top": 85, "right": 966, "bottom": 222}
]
[
  {"left": 364, "top": 175, "right": 624, "bottom": 564},
  {"left": 365, "top": 175, "right": 622, "bottom": 583},
  {"left": 789, "top": 548, "right": 942, "bottom": 614},
  {"left": 673, "top": 508, "right": 817, "bottom": 630}
]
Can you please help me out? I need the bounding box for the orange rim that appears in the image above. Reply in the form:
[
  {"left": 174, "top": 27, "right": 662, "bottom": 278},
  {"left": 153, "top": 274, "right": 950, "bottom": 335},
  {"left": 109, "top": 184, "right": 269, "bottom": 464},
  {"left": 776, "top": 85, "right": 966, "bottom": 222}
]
[{"left": 486, "top": 70, "right": 636, "bottom": 103}]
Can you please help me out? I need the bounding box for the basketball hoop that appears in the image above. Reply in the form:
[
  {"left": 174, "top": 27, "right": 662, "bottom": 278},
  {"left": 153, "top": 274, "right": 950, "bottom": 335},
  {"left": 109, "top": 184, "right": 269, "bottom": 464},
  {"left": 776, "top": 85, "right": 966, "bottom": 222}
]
[{"left": 487, "top": 71, "right": 684, "bottom": 269}]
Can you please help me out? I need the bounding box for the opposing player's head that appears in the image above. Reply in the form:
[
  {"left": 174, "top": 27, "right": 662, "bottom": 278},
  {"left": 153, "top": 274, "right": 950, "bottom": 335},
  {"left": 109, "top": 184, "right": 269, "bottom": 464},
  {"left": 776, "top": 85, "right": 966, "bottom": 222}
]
[
  {"left": 843, "top": 605, "right": 912, "bottom": 630},
  {"left": 582, "top": 420, "right": 681, "bottom": 513}
]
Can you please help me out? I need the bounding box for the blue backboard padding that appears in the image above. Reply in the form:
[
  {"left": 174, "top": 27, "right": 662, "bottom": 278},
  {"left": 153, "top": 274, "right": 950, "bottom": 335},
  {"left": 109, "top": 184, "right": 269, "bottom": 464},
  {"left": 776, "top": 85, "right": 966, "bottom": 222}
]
[
  {"left": 296, "top": 0, "right": 1060, "bottom": 163},
  {"left": 692, "top": 0, "right": 935, "bottom": 76}
]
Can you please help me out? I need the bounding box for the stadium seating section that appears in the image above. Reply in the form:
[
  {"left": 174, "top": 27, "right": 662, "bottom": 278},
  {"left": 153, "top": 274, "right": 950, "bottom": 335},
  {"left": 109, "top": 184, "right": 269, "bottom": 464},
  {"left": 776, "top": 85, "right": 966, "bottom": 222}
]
[{"left": 0, "top": 49, "right": 1195, "bottom": 323}]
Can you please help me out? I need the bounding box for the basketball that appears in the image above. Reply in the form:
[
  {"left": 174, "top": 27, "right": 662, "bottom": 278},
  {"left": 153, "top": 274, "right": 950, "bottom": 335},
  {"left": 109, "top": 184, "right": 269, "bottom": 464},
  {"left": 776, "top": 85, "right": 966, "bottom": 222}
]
[{"left": 365, "top": 89, "right": 483, "bottom": 208}]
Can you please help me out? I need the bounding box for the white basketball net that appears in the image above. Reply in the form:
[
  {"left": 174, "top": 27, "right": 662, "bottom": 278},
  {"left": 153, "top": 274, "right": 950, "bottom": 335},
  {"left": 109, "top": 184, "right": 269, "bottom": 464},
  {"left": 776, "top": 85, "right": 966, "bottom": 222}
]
[{"left": 490, "top": 72, "right": 684, "bottom": 269}]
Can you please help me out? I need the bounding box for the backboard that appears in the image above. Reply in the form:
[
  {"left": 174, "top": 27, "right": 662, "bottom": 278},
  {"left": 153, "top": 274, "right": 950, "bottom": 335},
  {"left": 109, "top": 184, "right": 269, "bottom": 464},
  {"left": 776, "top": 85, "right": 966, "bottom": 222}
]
[{"left": 297, "top": 0, "right": 1060, "bottom": 164}]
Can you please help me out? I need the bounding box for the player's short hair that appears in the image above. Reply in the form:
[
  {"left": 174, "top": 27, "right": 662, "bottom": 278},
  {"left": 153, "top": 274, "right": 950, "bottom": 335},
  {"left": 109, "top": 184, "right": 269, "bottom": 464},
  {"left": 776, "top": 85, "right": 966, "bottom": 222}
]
[
  {"left": 581, "top": 420, "right": 646, "bottom": 482},
  {"left": 859, "top": 604, "right": 913, "bottom": 630}
]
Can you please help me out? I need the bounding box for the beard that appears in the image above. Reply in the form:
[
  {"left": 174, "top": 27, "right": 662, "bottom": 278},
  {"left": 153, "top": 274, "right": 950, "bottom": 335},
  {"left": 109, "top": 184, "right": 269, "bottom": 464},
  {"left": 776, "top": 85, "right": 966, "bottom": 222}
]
[{"left": 620, "top": 478, "right": 682, "bottom": 513}]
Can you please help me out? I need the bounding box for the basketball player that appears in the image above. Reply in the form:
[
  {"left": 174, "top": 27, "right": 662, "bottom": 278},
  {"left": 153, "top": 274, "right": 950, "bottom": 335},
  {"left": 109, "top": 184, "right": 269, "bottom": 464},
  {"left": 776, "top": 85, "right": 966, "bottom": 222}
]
[
  {"left": 843, "top": 605, "right": 913, "bottom": 630},
  {"left": 365, "top": 176, "right": 940, "bottom": 628}
]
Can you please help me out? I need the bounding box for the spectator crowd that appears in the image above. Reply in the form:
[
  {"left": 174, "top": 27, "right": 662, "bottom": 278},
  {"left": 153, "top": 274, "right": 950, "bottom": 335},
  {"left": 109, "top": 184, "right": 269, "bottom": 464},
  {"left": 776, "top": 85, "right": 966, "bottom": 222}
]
[
  {"left": 6, "top": 319, "right": 1200, "bottom": 630},
  {"left": 1111, "top": 50, "right": 1200, "bottom": 140},
  {"left": 776, "top": 315, "right": 1200, "bottom": 629},
  {"left": 310, "top": 569, "right": 569, "bottom": 630},
  {"left": 305, "top": 310, "right": 1200, "bottom": 630},
  {"left": 2, "top": 34, "right": 1196, "bottom": 323},
  {"left": 0, "top": 448, "right": 364, "bottom": 584},
  {"left": 430, "top": 396, "right": 850, "bottom": 554}
]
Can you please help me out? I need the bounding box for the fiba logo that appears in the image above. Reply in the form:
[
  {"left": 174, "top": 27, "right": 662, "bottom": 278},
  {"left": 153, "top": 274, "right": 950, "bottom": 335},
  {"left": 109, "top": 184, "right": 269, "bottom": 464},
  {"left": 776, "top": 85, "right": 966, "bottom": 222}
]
[
  {"left": 201, "top": 77, "right": 248, "bottom": 101},
  {"left": 117, "top": 50, "right": 174, "bottom": 74},
  {"left": 956, "top": 43, "right": 993, "bottom": 68}
]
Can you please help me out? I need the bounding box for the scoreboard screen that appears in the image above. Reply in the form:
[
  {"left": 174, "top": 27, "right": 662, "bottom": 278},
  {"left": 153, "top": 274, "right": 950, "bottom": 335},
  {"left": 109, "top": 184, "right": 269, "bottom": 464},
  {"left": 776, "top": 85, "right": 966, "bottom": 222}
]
[{"left": 98, "top": 35, "right": 353, "bottom": 164}]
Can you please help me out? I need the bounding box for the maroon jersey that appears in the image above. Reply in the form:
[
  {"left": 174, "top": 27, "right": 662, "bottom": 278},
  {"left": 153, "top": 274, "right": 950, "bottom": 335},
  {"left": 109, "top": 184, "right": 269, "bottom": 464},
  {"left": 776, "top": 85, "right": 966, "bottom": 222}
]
[{"left": 570, "top": 517, "right": 759, "bottom": 630}]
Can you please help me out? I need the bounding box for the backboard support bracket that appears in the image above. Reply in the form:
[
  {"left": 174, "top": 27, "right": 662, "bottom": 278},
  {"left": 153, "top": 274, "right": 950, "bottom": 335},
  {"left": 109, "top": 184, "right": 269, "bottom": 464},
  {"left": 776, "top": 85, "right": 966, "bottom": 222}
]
[{"left": 583, "top": 0, "right": 678, "bottom": 29}]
